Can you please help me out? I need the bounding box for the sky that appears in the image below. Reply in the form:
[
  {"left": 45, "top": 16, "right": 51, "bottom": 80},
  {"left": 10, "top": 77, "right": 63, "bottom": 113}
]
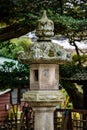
[
  {"left": 27, "top": 32, "right": 87, "bottom": 50},
  {"left": 51, "top": 38, "right": 87, "bottom": 50}
]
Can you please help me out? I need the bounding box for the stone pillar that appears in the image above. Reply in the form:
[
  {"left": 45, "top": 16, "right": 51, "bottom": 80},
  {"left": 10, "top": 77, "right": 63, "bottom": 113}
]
[{"left": 33, "top": 107, "right": 55, "bottom": 130}]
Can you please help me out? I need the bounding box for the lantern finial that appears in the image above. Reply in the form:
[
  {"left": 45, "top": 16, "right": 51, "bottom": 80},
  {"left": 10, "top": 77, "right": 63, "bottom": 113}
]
[{"left": 36, "top": 10, "right": 54, "bottom": 41}]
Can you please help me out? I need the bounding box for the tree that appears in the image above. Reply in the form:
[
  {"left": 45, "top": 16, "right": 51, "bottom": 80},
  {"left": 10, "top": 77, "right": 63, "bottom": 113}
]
[
  {"left": 64, "top": 0, "right": 87, "bottom": 19},
  {"left": 60, "top": 62, "right": 85, "bottom": 109},
  {"left": 0, "top": 61, "right": 29, "bottom": 89},
  {"left": 0, "top": 0, "right": 87, "bottom": 109},
  {"left": 0, "top": 0, "right": 87, "bottom": 41},
  {"left": 0, "top": 37, "right": 32, "bottom": 59}
]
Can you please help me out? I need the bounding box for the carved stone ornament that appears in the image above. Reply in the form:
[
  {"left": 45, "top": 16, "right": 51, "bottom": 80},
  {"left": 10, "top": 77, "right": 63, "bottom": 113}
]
[
  {"left": 23, "top": 90, "right": 65, "bottom": 102},
  {"left": 18, "top": 10, "right": 72, "bottom": 65},
  {"left": 36, "top": 10, "right": 54, "bottom": 41},
  {"left": 18, "top": 41, "right": 72, "bottom": 64}
]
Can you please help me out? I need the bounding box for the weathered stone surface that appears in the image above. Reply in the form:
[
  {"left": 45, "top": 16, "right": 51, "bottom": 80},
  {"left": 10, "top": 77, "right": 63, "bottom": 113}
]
[
  {"left": 18, "top": 10, "right": 72, "bottom": 64},
  {"left": 34, "top": 107, "right": 55, "bottom": 130},
  {"left": 36, "top": 10, "right": 54, "bottom": 41},
  {"left": 23, "top": 90, "right": 65, "bottom": 102},
  {"left": 18, "top": 41, "right": 71, "bottom": 64},
  {"left": 30, "top": 64, "right": 59, "bottom": 90},
  {"left": 22, "top": 90, "right": 65, "bottom": 107}
]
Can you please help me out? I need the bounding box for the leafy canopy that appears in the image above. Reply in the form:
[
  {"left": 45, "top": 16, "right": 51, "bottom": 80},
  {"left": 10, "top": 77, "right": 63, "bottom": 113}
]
[{"left": 0, "top": 0, "right": 87, "bottom": 41}]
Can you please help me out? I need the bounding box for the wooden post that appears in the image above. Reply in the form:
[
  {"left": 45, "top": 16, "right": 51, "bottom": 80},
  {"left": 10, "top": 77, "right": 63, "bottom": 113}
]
[
  {"left": 60, "top": 110, "right": 73, "bottom": 130},
  {"left": 67, "top": 111, "right": 73, "bottom": 130}
]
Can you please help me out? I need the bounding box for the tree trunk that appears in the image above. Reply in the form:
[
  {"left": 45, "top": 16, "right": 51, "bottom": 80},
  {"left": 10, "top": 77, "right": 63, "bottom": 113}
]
[{"left": 62, "top": 81, "right": 83, "bottom": 109}]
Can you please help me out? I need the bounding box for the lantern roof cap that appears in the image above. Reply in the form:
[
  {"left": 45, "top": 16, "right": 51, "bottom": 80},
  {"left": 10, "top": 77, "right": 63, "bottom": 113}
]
[
  {"left": 18, "top": 41, "right": 72, "bottom": 64},
  {"left": 18, "top": 11, "right": 72, "bottom": 64}
]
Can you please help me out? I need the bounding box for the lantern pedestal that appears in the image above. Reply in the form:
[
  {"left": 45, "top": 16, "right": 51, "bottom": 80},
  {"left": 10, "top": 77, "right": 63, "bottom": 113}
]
[{"left": 23, "top": 90, "right": 64, "bottom": 130}]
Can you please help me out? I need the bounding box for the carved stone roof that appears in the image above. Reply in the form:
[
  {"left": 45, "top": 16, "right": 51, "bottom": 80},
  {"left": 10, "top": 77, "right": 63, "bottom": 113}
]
[
  {"left": 18, "top": 41, "right": 72, "bottom": 64},
  {"left": 18, "top": 11, "right": 72, "bottom": 64}
]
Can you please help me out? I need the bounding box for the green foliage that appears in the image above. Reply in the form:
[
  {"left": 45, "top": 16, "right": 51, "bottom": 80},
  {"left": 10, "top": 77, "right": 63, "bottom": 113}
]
[
  {"left": 0, "top": 0, "right": 87, "bottom": 42},
  {"left": 0, "top": 36, "right": 31, "bottom": 89},
  {"left": 0, "top": 41, "right": 22, "bottom": 59},
  {"left": 72, "top": 54, "right": 87, "bottom": 65},
  {"left": 0, "top": 0, "right": 63, "bottom": 24},
  {"left": 0, "top": 0, "right": 86, "bottom": 28},
  {"left": 0, "top": 37, "right": 32, "bottom": 59},
  {"left": 11, "top": 37, "right": 32, "bottom": 51},
  {"left": 51, "top": 14, "right": 87, "bottom": 35},
  {"left": 0, "top": 61, "right": 29, "bottom": 89},
  {"left": 59, "top": 61, "right": 87, "bottom": 78},
  {"left": 64, "top": 0, "right": 87, "bottom": 19}
]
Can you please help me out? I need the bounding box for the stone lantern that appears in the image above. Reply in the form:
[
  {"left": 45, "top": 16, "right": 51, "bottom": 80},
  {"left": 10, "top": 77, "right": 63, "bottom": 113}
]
[{"left": 18, "top": 10, "right": 71, "bottom": 130}]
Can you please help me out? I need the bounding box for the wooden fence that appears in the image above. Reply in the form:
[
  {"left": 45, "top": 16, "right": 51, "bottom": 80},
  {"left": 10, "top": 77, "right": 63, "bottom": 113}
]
[
  {"left": 54, "top": 109, "right": 87, "bottom": 130},
  {"left": 1, "top": 109, "right": 87, "bottom": 130}
]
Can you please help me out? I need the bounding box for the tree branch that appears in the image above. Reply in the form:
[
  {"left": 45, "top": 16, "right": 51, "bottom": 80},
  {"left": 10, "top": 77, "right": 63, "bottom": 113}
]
[{"left": 0, "top": 20, "right": 35, "bottom": 41}]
